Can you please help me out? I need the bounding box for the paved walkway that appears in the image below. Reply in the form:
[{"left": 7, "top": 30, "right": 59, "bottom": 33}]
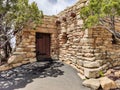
[{"left": 0, "top": 61, "right": 90, "bottom": 90}]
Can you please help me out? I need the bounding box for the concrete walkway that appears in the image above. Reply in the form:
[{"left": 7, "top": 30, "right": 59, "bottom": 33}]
[{"left": 0, "top": 61, "right": 90, "bottom": 90}]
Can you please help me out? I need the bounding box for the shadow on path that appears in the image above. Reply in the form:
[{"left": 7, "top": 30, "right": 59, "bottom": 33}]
[{"left": 0, "top": 60, "right": 64, "bottom": 90}]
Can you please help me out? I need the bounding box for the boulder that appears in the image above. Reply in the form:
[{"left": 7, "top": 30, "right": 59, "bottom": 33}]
[
  {"left": 100, "top": 77, "right": 117, "bottom": 90},
  {"left": 7, "top": 55, "right": 24, "bottom": 64},
  {"left": 82, "top": 78, "right": 100, "bottom": 90}
]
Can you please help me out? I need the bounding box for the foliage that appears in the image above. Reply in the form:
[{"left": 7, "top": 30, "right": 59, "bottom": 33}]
[
  {"left": 80, "top": 0, "right": 120, "bottom": 39},
  {"left": 0, "top": 0, "right": 43, "bottom": 60},
  {"left": 99, "top": 70, "right": 104, "bottom": 77}
]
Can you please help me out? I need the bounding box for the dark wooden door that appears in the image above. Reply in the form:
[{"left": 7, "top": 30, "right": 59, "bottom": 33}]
[{"left": 36, "top": 33, "right": 51, "bottom": 60}]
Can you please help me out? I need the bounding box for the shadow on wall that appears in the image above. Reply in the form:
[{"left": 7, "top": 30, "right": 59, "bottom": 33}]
[{"left": 0, "top": 60, "right": 64, "bottom": 90}]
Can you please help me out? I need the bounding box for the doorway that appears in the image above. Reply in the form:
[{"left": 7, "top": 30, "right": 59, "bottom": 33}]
[{"left": 36, "top": 33, "right": 51, "bottom": 61}]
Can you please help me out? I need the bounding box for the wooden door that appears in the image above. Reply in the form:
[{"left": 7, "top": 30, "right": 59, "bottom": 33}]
[{"left": 36, "top": 33, "right": 51, "bottom": 60}]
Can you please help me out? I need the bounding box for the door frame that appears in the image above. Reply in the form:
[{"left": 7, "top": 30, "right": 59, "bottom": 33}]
[{"left": 36, "top": 32, "right": 51, "bottom": 60}]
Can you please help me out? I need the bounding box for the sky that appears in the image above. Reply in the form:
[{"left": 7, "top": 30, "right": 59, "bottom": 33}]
[{"left": 29, "top": 0, "right": 78, "bottom": 15}]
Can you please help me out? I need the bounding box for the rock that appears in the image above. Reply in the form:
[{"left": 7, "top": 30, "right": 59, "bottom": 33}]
[
  {"left": 114, "top": 71, "right": 120, "bottom": 78},
  {"left": 7, "top": 55, "right": 16, "bottom": 64},
  {"left": 12, "top": 63, "right": 22, "bottom": 68},
  {"left": 7, "top": 55, "right": 24, "bottom": 64},
  {"left": 65, "top": 60, "right": 72, "bottom": 64},
  {"left": 104, "top": 70, "right": 112, "bottom": 76},
  {"left": 115, "top": 80, "right": 120, "bottom": 88},
  {"left": 27, "top": 45, "right": 36, "bottom": 48},
  {"left": 84, "top": 68, "right": 101, "bottom": 78},
  {"left": 82, "top": 78, "right": 100, "bottom": 90},
  {"left": 77, "top": 20, "right": 83, "bottom": 25},
  {"left": 83, "top": 61, "right": 100, "bottom": 68},
  {"left": 100, "top": 77, "right": 117, "bottom": 90},
  {"left": 26, "top": 53, "right": 36, "bottom": 58},
  {"left": 30, "top": 48, "right": 36, "bottom": 52},
  {"left": 29, "top": 58, "right": 36, "bottom": 63},
  {"left": 82, "top": 57, "right": 96, "bottom": 61},
  {"left": 76, "top": 60, "right": 83, "bottom": 66},
  {"left": 16, "top": 48, "right": 23, "bottom": 52},
  {"left": 13, "top": 52, "right": 26, "bottom": 55},
  {"left": 0, "top": 64, "right": 12, "bottom": 71}
]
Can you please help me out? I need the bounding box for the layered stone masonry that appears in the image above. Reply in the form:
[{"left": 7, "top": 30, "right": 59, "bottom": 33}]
[
  {"left": 0, "top": 0, "right": 120, "bottom": 79},
  {"left": 57, "top": 0, "right": 120, "bottom": 78},
  {"left": 0, "top": 16, "right": 58, "bottom": 71}
]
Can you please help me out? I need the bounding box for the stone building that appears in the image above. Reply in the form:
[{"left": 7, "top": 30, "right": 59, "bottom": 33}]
[{"left": 0, "top": 0, "right": 120, "bottom": 78}]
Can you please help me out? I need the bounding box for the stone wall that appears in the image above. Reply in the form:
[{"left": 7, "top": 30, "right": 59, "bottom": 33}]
[
  {"left": 0, "top": 0, "right": 120, "bottom": 79},
  {"left": 57, "top": 0, "right": 120, "bottom": 78},
  {"left": 16, "top": 15, "right": 59, "bottom": 60},
  {"left": 0, "top": 15, "right": 58, "bottom": 71}
]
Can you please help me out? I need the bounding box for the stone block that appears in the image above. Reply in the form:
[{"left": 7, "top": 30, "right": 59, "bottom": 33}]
[
  {"left": 12, "top": 63, "right": 22, "bottom": 68},
  {"left": 30, "top": 48, "right": 36, "bottom": 52},
  {"left": 77, "top": 20, "right": 83, "bottom": 25},
  {"left": 30, "top": 32, "right": 35, "bottom": 35},
  {"left": 29, "top": 58, "right": 36, "bottom": 63},
  {"left": 100, "top": 77, "right": 117, "bottom": 90},
  {"left": 73, "top": 38, "right": 80, "bottom": 43},
  {"left": 7, "top": 55, "right": 25, "bottom": 64},
  {"left": 0, "top": 64, "right": 12, "bottom": 71},
  {"left": 26, "top": 52, "right": 36, "bottom": 58},
  {"left": 114, "top": 71, "right": 120, "bottom": 78},
  {"left": 82, "top": 57, "right": 96, "bottom": 61},
  {"left": 104, "top": 69, "right": 113, "bottom": 76},
  {"left": 83, "top": 79, "right": 100, "bottom": 90},
  {"left": 84, "top": 53, "right": 94, "bottom": 57},
  {"left": 29, "top": 36, "right": 35, "bottom": 39},
  {"left": 84, "top": 67, "right": 102, "bottom": 78},
  {"left": 76, "top": 60, "right": 83, "bottom": 66},
  {"left": 83, "top": 61, "right": 101, "bottom": 68},
  {"left": 16, "top": 48, "right": 23, "bottom": 52},
  {"left": 13, "top": 52, "right": 26, "bottom": 55},
  {"left": 64, "top": 60, "right": 72, "bottom": 64}
]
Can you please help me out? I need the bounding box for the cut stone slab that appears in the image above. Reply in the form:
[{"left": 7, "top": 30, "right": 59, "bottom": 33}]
[
  {"left": 27, "top": 45, "right": 36, "bottom": 48},
  {"left": 83, "top": 61, "right": 100, "bottom": 68},
  {"left": 13, "top": 52, "right": 26, "bottom": 55},
  {"left": 82, "top": 78, "right": 100, "bottom": 90},
  {"left": 100, "top": 77, "right": 117, "bottom": 90},
  {"left": 82, "top": 57, "right": 96, "bottom": 61},
  {"left": 84, "top": 63, "right": 109, "bottom": 78},
  {"left": 16, "top": 48, "right": 24, "bottom": 52},
  {"left": 84, "top": 68, "right": 101, "bottom": 78}
]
